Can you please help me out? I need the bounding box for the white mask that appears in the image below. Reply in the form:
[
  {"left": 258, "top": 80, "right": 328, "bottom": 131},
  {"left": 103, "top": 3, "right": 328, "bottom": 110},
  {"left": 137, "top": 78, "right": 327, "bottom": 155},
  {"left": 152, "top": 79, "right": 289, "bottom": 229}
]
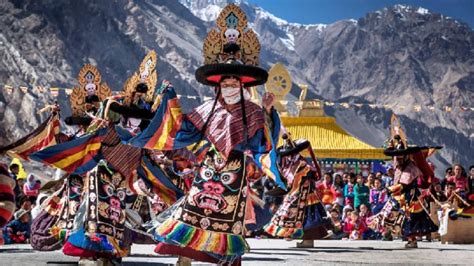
[
  {"left": 221, "top": 87, "right": 241, "bottom": 105},
  {"left": 221, "top": 87, "right": 251, "bottom": 105}
]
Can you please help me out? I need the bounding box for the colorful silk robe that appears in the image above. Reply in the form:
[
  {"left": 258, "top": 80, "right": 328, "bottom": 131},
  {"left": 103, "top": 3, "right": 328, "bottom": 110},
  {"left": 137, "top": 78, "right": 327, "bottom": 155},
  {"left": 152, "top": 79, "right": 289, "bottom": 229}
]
[
  {"left": 128, "top": 87, "right": 282, "bottom": 185},
  {"left": 369, "top": 160, "right": 438, "bottom": 237},
  {"left": 154, "top": 150, "right": 262, "bottom": 262},
  {"left": 129, "top": 88, "right": 280, "bottom": 262},
  {"left": 264, "top": 154, "right": 326, "bottom": 239}
]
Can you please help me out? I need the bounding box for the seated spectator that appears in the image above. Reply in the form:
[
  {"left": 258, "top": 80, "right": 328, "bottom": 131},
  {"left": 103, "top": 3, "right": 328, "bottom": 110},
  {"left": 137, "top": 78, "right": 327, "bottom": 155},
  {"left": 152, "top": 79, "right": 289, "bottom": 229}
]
[
  {"left": 382, "top": 167, "right": 394, "bottom": 188},
  {"left": 2, "top": 209, "right": 31, "bottom": 244},
  {"left": 343, "top": 174, "right": 356, "bottom": 208},
  {"left": 8, "top": 164, "right": 19, "bottom": 180},
  {"left": 14, "top": 177, "right": 26, "bottom": 208},
  {"left": 429, "top": 182, "right": 448, "bottom": 203},
  {"left": 331, "top": 202, "right": 342, "bottom": 214},
  {"left": 365, "top": 173, "right": 375, "bottom": 189},
  {"left": 342, "top": 205, "right": 353, "bottom": 221},
  {"left": 359, "top": 203, "right": 380, "bottom": 240},
  {"left": 342, "top": 173, "right": 350, "bottom": 185},
  {"left": 332, "top": 174, "right": 345, "bottom": 207},
  {"left": 328, "top": 208, "right": 344, "bottom": 239},
  {"left": 468, "top": 165, "right": 474, "bottom": 202},
  {"left": 317, "top": 173, "right": 334, "bottom": 209},
  {"left": 370, "top": 178, "right": 387, "bottom": 214},
  {"left": 441, "top": 167, "right": 453, "bottom": 190},
  {"left": 445, "top": 182, "right": 456, "bottom": 204},
  {"left": 14, "top": 196, "right": 32, "bottom": 221},
  {"left": 343, "top": 211, "right": 368, "bottom": 240},
  {"left": 31, "top": 193, "right": 49, "bottom": 219},
  {"left": 359, "top": 204, "right": 372, "bottom": 225},
  {"left": 23, "top": 174, "right": 41, "bottom": 203},
  {"left": 447, "top": 164, "right": 468, "bottom": 199},
  {"left": 354, "top": 174, "right": 370, "bottom": 210}
]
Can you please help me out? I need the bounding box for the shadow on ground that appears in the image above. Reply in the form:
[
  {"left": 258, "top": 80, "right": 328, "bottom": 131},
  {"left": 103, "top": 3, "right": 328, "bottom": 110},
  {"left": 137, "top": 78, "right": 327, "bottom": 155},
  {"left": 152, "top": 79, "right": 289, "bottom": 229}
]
[
  {"left": 242, "top": 256, "right": 285, "bottom": 262},
  {"left": 0, "top": 248, "right": 36, "bottom": 254}
]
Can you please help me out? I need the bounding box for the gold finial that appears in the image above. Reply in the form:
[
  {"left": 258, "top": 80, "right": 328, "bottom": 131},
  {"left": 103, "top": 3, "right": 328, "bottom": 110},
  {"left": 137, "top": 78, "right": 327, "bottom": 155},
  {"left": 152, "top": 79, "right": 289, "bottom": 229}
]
[
  {"left": 298, "top": 84, "right": 308, "bottom": 101},
  {"left": 265, "top": 63, "right": 292, "bottom": 114},
  {"left": 265, "top": 63, "right": 292, "bottom": 96}
]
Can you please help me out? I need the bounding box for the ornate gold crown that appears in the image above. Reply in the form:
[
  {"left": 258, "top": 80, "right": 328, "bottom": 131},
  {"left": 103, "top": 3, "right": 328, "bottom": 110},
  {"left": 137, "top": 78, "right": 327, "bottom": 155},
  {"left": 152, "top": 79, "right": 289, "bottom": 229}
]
[
  {"left": 387, "top": 114, "right": 408, "bottom": 149},
  {"left": 69, "top": 64, "right": 112, "bottom": 116},
  {"left": 203, "top": 4, "right": 260, "bottom": 66},
  {"left": 121, "top": 50, "right": 158, "bottom": 105}
]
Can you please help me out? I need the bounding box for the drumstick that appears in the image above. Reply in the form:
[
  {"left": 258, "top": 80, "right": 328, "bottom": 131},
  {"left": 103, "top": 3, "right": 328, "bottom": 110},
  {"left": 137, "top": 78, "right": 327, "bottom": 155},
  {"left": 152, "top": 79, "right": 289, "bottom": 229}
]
[
  {"left": 428, "top": 191, "right": 443, "bottom": 206},
  {"left": 452, "top": 191, "right": 471, "bottom": 207}
]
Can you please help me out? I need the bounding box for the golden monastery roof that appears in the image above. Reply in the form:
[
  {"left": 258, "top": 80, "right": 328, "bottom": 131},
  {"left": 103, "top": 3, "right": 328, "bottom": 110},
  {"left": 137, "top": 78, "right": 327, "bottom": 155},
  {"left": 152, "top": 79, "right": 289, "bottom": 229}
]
[{"left": 281, "top": 116, "right": 389, "bottom": 160}]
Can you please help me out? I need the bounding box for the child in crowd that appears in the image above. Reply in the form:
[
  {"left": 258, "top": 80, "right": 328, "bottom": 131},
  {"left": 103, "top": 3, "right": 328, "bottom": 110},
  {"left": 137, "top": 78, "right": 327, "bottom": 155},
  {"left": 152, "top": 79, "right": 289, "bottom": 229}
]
[
  {"left": 365, "top": 174, "right": 375, "bottom": 189},
  {"left": 343, "top": 211, "right": 368, "bottom": 240},
  {"left": 370, "top": 178, "right": 387, "bottom": 214},
  {"left": 382, "top": 167, "right": 395, "bottom": 188},
  {"left": 447, "top": 164, "right": 468, "bottom": 199},
  {"left": 333, "top": 174, "right": 345, "bottom": 207},
  {"left": 23, "top": 174, "right": 41, "bottom": 203},
  {"left": 317, "top": 173, "right": 334, "bottom": 209},
  {"left": 445, "top": 182, "right": 456, "bottom": 204},
  {"left": 354, "top": 174, "right": 370, "bottom": 210},
  {"left": 343, "top": 174, "right": 356, "bottom": 208},
  {"left": 342, "top": 205, "right": 353, "bottom": 221},
  {"left": 14, "top": 177, "right": 26, "bottom": 208},
  {"left": 358, "top": 204, "right": 371, "bottom": 225},
  {"left": 429, "top": 182, "right": 448, "bottom": 203},
  {"left": 328, "top": 208, "right": 344, "bottom": 239},
  {"left": 2, "top": 209, "right": 31, "bottom": 244}
]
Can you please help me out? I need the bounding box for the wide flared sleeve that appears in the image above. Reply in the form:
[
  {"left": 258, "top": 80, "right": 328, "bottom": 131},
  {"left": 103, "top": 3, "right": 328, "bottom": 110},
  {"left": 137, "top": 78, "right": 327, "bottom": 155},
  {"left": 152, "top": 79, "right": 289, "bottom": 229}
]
[{"left": 127, "top": 88, "right": 202, "bottom": 151}]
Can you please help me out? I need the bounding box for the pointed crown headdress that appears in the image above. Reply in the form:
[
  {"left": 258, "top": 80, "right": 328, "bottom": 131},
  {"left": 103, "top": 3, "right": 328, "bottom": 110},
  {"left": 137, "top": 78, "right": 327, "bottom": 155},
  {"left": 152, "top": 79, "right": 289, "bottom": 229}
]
[
  {"left": 69, "top": 64, "right": 112, "bottom": 116},
  {"left": 121, "top": 50, "right": 158, "bottom": 105},
  {"left": 195, "top": 4, "right": 268, "bottom": 87}
]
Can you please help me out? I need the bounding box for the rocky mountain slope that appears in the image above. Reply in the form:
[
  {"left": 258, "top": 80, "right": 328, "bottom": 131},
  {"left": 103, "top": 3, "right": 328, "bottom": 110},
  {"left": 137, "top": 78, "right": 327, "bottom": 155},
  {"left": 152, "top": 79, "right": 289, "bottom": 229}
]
[{"left": 1, "top": 0, "right": 472, "bottom": 174}]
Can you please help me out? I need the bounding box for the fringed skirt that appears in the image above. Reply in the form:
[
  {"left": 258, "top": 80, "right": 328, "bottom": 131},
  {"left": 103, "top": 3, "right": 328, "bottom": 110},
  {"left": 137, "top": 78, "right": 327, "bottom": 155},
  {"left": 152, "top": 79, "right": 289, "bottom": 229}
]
[
  {"left": 402, "top": 210, "right": 438, "bottom": 237},
  {"left": 264, "top": 176, "right": 330, "bottom": 239},
  {"left": 153, "top": 219, "right": 248, "bottom": 264}
]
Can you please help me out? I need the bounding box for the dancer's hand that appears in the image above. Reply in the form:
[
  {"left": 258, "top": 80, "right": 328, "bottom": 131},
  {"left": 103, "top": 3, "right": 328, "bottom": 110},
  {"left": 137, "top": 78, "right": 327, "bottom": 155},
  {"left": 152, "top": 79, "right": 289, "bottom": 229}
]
[{"left": 262, "top": 92, "right": 275, "bottom": 113}]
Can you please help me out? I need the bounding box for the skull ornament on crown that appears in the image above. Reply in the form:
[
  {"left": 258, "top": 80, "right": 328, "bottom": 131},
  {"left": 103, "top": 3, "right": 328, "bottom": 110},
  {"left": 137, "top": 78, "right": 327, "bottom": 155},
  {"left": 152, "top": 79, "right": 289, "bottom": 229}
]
[
  {"left": 140, "top": 58, "right": 153, "bottom": 82},
  {"left": 84, "top": 71, "right": 97, "bottom": 96},
  {"left": 225, "top": 28, "right": 240, "bottom": 44}
]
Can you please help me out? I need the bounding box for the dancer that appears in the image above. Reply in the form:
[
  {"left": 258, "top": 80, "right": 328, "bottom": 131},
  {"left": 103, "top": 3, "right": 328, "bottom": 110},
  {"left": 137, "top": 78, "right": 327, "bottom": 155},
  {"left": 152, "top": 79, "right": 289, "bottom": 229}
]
[
  {"left": 382, "top": 135, "right": 439, "bottom": 248},
  {"left": 264, "top": 134, "right": 330, "bottom": 248},
  {"left": 128, "top": 4, "right": 280, "bottom": 264}
]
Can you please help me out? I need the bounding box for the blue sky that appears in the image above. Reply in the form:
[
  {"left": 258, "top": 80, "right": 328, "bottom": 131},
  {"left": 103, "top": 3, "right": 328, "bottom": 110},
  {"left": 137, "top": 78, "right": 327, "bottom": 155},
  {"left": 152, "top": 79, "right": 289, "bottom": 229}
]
[{"left": 247, "top": 0, "right": 474, "bottom": 27}]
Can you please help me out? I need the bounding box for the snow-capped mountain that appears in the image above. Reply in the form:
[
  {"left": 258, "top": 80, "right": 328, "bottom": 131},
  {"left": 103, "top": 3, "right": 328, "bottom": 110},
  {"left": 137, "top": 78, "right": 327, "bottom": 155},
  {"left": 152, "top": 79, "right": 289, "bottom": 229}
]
[{"left": 1, "top": 0, "right": 472, "bottom": 174}]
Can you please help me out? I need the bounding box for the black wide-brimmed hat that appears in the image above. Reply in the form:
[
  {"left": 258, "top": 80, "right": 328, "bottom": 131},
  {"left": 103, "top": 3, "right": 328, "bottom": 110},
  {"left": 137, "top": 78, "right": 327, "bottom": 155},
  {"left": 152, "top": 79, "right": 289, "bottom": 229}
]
[
  {"left": 383, "top": 146, "right": 421, "bottom": 157},
  {"left": 277, "top": 134, "right": 311, "bottom": 157},
  {"left": 384, "top": 145, "right": 443, "bottom": 157},
  {"left": 195, "top": 43, "right": 268, "bottom": 87}
]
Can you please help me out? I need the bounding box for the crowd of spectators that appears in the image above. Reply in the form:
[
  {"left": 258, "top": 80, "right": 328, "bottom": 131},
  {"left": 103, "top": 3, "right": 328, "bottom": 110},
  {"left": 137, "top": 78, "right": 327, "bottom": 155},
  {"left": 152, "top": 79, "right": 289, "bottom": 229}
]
[
  {"left": 317, "top": 164, "right": 474, "bottom": 241},
  {"left": 2, "top": 162, "right": 41, "bottom": 244}
]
